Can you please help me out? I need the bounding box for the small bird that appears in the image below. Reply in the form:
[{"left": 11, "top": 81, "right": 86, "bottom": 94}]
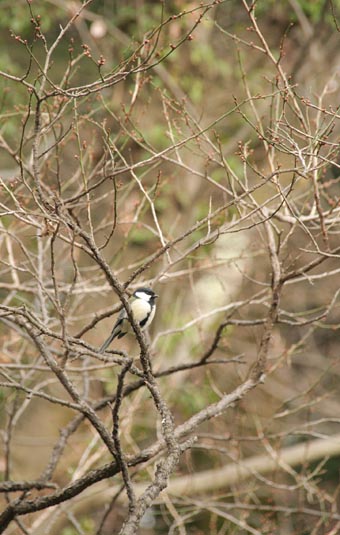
[{"left": 99, "top": 287, "right": 158, "bottom": 353}]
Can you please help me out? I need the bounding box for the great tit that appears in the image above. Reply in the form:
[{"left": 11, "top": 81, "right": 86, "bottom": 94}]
[{"left": 99, "top": 287, "right": 158, "bottom": 353}]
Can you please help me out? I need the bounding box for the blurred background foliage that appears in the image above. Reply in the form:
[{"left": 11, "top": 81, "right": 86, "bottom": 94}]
[{"left": 1, "top": 0, "right": 340, "bottom": 534}]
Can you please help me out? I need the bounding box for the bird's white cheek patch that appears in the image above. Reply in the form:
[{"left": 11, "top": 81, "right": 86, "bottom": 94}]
[{"left": 135, "top": 291, "right": 151, "bottom": 301}]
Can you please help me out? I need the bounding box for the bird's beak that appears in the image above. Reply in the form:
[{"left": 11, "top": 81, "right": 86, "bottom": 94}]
[{"left": 154, "top": 294, "right": 159, "bottom": 299}]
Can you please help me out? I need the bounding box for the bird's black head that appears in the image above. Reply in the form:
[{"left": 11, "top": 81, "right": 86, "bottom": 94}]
[{"left": 133, "top": 287, "right": 158, "bottom": 302}]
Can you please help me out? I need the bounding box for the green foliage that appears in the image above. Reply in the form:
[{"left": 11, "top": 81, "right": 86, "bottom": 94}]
[
  {"left": 0, "top": 5, "right": 43, "bottom": 35},
  {"left": 310, "top": 454, "right": 340, "bottom": 484},
  {"left": 210, "top": 168, "right": 227, "bottom": 184},
  {"left": 1, "top": 1, "right": 340, "bottom": 532},
  {"left": 255, "top": 0, "right": 340, "bottom": 24},
  {"left": 111, "top": 3, "right": 164, "bottom": 36},
  {"left": 61, "top": 516, "right": 95, "bottom": 535},
  {"left": 189, "top": 34, "right": 228, "bottom": 80},
  {"left": 0, "top": 4, "right": 67, "bottom": 35},
  {"left": 172, "top": 380, "right": 218, "bottom": 418},
  {"left": 0, "top": 388, "right": 6, "bottom": 411},
  {"left": 129, "top": 226, "right": 155, "bottom": 246},
  {"left": 102, "top": 369, "right": 118, "bottom": 396},
  {"left": 295, "top": 0, "right": 340, "bottom": 22},
  {"left": 143, "top": 123, "right": 169, "bottom": 150},
  {"left": 182, "top": 75, "right": 204, "bottom": 103}
]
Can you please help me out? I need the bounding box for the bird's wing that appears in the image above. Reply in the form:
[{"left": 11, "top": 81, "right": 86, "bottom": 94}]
[{"left": 99, "top": 308, "right": 128, "bottom": 353}]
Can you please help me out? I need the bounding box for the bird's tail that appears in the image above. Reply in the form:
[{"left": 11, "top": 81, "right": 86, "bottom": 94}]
[
  {"left": 99, "top": 330, "right": 117, "bottom": 353},
  {"left": 99, "top": 318, "right": 127, "bottom": 352}
]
